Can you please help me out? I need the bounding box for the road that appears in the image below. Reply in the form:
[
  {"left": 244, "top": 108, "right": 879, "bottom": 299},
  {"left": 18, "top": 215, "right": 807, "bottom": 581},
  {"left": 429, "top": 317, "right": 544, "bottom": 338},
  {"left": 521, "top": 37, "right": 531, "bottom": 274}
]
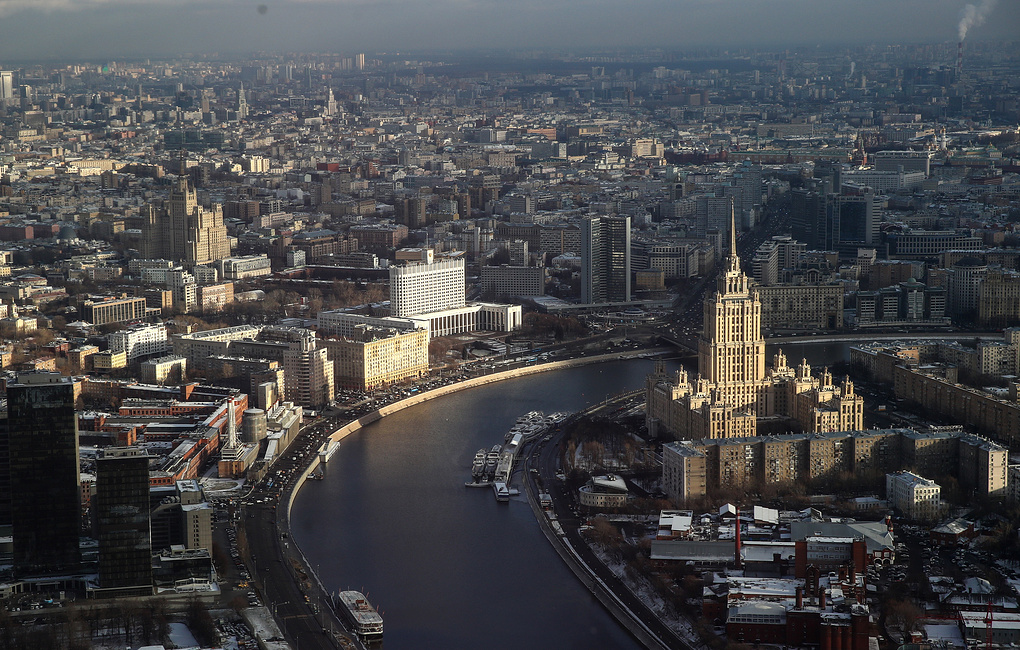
[
  {"left": 522, "top": 400, "right": 702, "bottom": 650},
  {"left": 241, "top": 421, "right": 360, "bottom": 650}
]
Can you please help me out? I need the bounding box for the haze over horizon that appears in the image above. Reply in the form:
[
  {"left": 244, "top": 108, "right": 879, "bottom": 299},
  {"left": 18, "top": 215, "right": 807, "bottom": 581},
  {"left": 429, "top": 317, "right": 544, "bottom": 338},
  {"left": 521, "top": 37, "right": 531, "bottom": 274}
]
[{"left": 0, "top": 0, "right": 1017, "bottom": 62}]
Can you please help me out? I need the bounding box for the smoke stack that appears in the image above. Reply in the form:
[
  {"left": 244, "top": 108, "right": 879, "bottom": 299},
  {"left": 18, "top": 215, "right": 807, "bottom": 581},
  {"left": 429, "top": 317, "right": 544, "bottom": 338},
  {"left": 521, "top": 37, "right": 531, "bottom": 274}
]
[
  {"left": 819, "top": 587, "right": 827, "bottom": 609},
  {"left": 796, "top": 586, "right": 804, "bottom": 609},
  {"left": 734, "top": 506, "right": 742, "bottom": 568},
  {"left": 957, "top": 41, "right": 964, "bottom": 77}
]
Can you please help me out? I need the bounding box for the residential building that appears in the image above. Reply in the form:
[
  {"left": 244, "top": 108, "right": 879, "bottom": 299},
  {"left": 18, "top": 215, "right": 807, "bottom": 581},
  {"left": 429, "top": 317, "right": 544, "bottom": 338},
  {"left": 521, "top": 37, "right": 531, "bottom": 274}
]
[
  {"left": 757, "top": 284, "right": 844, "bottom": 330},
  {"left": 479, "top": 265, "right": 545, "bottom": 298},
  {"left": 662, "top": 428, "right": 1006, "bottom": 502},
  {"left": 886, "top": 471, "right": 940, "bottom": 521},
  {"left": 282, "top": 330, "right": 334, "bottom": 409},
  {"left": 140, "top": 355, "right": 188, "bottom": 385},
  {"left": 324, "top": 325, "right": 429, "bottom": 391},
  {"left": 108, "top": 324, "right": 169, "bottom": 362}
]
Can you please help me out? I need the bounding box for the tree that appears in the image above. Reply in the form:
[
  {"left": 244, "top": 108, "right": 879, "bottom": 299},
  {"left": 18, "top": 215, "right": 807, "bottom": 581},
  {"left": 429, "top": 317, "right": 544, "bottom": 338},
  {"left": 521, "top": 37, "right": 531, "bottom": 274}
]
[
  {"left": 589, "top": 517, "right": 623, "bottom": 550},
  {"left": 186, "top": 597, "right": 218, "bottom": 647},
  {"left": 885, "top": 598, "right": 922, "bottom": 632}
]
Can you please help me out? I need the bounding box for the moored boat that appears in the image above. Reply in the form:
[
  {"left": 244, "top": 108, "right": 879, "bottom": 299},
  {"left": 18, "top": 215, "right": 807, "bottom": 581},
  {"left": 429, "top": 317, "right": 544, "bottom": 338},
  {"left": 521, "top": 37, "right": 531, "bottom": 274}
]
[
  {"left": 337, "top": 590, "right": 383, "bottom": 641},
  {"left": 471, "top": 449, "right": 486, "bottom": 479}
]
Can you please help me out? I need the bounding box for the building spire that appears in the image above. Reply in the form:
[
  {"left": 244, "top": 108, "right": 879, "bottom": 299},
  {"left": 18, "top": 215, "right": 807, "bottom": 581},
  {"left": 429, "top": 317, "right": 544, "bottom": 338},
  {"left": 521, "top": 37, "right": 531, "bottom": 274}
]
[
  {"left": 725, "top": 199, "right": 741, "bottom": 276},
  {"left": 729, "top": 199, "right": 738, "bottom": 260}
]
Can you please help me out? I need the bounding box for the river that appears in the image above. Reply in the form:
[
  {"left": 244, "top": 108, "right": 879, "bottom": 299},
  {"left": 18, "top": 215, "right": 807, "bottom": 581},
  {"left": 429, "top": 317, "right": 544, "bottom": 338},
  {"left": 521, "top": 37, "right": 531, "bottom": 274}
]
[{"left": 290, "top": 344, "right": 855, "bottom": 648}]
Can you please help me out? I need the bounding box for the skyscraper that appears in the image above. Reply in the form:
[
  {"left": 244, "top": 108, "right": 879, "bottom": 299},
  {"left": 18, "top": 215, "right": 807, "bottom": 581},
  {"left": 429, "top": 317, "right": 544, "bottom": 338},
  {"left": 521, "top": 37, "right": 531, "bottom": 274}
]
[
  {"left": 96, "top": 447, "right": 152, "bottom": 596},
  {"left": 581, "top": 215, "right": 631, "bottom": 304},
  {"left": 0, "top": 71, "right": 13, "bottom": 104},
  {"left": 141, "top": 178, "right": 230, "bottom": 265},
  {"left": 645, "top": 208, "right": 863, "bottom": 440},
  {"left": 236, "top": 82, "right": 248, "bottom": 119},
  {"left": 325, "top": 87, "right": 338, "bottom": 118},
  {"left": 7, "top": 373, "right": 81, "bottom": 577}
]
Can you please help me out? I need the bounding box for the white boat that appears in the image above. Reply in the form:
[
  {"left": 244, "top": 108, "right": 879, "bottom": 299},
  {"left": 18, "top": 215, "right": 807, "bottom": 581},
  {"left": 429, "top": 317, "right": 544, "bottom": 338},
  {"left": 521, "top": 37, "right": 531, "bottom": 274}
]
[{"left": 337, "top": 590, "right": 383, "bottom": 641}]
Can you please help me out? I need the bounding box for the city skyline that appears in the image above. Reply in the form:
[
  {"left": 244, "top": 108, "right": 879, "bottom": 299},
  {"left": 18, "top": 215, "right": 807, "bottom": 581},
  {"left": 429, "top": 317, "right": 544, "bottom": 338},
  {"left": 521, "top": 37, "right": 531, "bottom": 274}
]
[{"left": 0, "top": 0, "right": 1018, "bottom": 61}]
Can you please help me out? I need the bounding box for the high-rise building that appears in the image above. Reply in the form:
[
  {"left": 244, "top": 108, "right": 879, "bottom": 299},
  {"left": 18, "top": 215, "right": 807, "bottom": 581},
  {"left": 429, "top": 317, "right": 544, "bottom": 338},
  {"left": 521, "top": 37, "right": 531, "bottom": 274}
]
[
  {"left": 236, "top": 82, "right": 248, "bottom": 119},
  {"left": 283, "top": 331, "right": 335, "bottom": 409},
  {"left": 355, "top": 53, "right": 365, "bottom": 71},
  {"left": 0, "top": 71, "right": 13, "bottom": 104},
  {"left": 508, "top": 239, "right": 529, "bottom": 266},
  {"left": 645, "top": 208, "right": 863, "bottom": 440},
  {"left": 390, "top": 258, "right": 466, "bottom": 318},
  {"left": 694, "top": 195, "right": 733, "bottom": 241},
  {"left": 734, "top": 161, "right": 763, "bottom": 215},
  {"left": 831, "top": 190, "right": 878, "bottom": 254},
  {"left": 325, "top": 87, "right": 338, "bottom": 118},
  {"left": 96, "top": 447, "right": 152, "bottom": 595},
  {"left": 581, "top": 215, "right": 631, "bottom": 304},
  {"left": 789, "top": 183, "right": 829, "bottom": 251},
  {"left": 141, "top": 178, "right": 230, "bottom": 265},
  {"left": 7, "top": 373, "right": 81, "bottom": 577}
]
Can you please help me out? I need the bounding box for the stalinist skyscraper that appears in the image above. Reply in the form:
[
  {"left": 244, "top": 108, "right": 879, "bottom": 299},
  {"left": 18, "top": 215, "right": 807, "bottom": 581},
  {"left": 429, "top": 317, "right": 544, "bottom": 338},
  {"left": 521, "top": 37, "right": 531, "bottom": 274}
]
[
  {"left": 141, "top": 177, "right": 230, "bottom": 266},
  {"left": 697, "top": 210, "right": 768, "bottom": 416},
  {"left": 646, "top": 208, "right": 863, "bottom": 440}
]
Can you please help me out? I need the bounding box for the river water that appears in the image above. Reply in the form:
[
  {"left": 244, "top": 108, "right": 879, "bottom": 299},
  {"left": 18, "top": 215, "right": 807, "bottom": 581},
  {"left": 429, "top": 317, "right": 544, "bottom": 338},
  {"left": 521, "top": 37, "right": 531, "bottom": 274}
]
[{"left": 290, "top": 344, "right": 853, "bottom": 649}]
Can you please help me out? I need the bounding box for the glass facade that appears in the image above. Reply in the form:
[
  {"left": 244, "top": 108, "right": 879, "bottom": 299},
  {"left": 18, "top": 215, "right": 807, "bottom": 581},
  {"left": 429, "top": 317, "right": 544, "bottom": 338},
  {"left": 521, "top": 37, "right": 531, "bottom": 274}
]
[{"left": 8, "top": 374, "right": 82, "bottom": 577}]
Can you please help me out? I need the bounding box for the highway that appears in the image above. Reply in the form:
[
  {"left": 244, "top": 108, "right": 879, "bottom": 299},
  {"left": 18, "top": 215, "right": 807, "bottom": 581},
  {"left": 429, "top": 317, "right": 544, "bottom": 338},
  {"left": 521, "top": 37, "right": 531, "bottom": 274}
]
[{"left": 241, "top": 419, "right": 360, "bottom": 650}]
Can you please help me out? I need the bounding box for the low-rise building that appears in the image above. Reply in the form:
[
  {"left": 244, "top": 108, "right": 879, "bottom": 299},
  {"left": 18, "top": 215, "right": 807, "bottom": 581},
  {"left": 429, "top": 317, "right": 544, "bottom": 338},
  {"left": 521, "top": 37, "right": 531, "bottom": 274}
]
[
  {"left": 217, "top": 255, "right": 272, "bottom": 280},
  {"left": 83, "top": 295, "right": 149, "bottom": 325},
  {"left": 140, "top": 355, "right": 188, "bottom": 385},
  {"left": 886, "top": 470, "right": 940, "bottom": 521},
  {"left": 93, "top": 349, "right": 128, "bottom": 371},
  {"left": 578, "top": 474, "right": 629, "bottom": 509}
]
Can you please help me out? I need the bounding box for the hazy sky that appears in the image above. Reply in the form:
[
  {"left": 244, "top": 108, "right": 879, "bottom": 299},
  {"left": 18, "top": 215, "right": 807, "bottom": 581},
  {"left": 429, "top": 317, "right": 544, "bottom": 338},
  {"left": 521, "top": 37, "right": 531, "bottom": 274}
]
[{"left": 0, "top": 0, "right": 1017, "bottom": 62}]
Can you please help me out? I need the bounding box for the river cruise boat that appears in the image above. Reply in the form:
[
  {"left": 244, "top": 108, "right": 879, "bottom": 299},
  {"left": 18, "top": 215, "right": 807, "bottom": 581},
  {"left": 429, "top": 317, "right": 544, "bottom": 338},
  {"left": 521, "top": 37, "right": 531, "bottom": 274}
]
[{"left": 338, "top": 590, "right": 383, "bottom": 641}]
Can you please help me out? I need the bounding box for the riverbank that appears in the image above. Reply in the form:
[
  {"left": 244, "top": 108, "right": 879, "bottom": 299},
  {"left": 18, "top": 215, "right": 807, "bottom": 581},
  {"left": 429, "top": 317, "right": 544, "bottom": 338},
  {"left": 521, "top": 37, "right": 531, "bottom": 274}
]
[
  {"left": 521, "top": 395, "right": 680, "bottom": 650},
  {"left": 317, "top": 347, "right": 669, "bottom": 451},
  {"left": 277, "top": 348, "right": 667, "bottom": 648}
]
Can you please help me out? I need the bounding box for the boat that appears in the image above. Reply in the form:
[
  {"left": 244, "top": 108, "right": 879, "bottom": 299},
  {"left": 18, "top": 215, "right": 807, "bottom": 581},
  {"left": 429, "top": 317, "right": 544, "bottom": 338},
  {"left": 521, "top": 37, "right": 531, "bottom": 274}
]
[
  {"left": 515, "top": 411, "right": 544, "bottom": 427},
  {"left": 318, "top": 440, "right": 340, "bottom": 463},
  {"left": 484, "top": 445, "right": 501, "bottom": 476},
  {"left": 308, "top": 471, "right": 324, "bottom": 481},
  {"left": 471, "top": 449, "right": 486, "bottom": 479},
  {"left": 337, "top": 590, "right": 383, "bottom": 641},
  {"left": 493, "top": 481, "right": 510, "bottom": 502}
]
